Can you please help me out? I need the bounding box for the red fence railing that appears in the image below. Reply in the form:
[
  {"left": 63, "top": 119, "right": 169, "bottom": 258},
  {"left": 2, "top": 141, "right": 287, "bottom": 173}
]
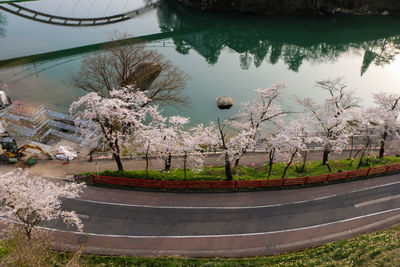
[{"left": 91, "top": 163, "right": 400, "bottom": 190}]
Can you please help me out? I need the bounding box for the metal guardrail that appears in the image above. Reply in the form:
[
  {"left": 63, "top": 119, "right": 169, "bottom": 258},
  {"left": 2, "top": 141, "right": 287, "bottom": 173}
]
[{"left": 91, "top": 163, "right": 400, "bottom": 190}]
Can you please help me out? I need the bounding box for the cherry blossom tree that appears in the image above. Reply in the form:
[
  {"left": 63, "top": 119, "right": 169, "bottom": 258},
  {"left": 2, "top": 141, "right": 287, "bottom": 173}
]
[
  {"left": 263, "top": 130, "right": 280, "bottom": 180},
  {"left": 216, "top": 117, "right": 237, "bottom": 181},
  {"left": 230, "top": 82, "right": 288, "bottom": 167},
  {"left": 353, "top": 109, "right": 378, "bottom": 168},
  {"left": 369, "top": 92, "right": 400, "bottom": 158},
  {"left": 272, "top": 120, "right": 319, "bottom": 178},
  {"left": 216, "top": 82, "right": 288, "bottom": 181},
  {"left": 0, "top": 169, "right": 84, "bottom": 240},
  {"left": 297, "top": 78, "right": 359, "bottom": 170},
  {"left": 227, "top": 128, "right": 257, "bottom": 168},
  {"left": 181, "top": 123, "right": 219, "bottom": 180},
  {"left": 70, "top": 86, "right": 152, "bottom": 171},
  {"left": 180, "top": 132, "right": 204, "bottom": 180},
  {"left": 134, "top": 111, "right": 166, "bottom": 177},
  {"left": 156, "top": 115, "right": 190, "bottom": 173}
]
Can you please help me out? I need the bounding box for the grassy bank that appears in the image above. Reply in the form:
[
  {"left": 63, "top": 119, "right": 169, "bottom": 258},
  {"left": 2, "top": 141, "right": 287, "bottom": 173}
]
[
  {"left": 2, "top": 225, "right": 400, "bottom": 266},
  {"left": 77, "top": 156, "right": 400, "bottom": 182}
]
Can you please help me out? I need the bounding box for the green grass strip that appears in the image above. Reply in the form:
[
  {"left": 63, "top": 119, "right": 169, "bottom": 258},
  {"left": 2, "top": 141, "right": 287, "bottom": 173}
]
[
  {"left": 3, "top": 224, "right": 400, "bottom": 266},
  {"left": 76, "top": 156, "right": 400, "bottom": 182}
]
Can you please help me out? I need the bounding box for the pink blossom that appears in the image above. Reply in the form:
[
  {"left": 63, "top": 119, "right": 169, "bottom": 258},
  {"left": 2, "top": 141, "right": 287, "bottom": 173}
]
[{"left": 0, "top": 169, "right": 85, "bottom": 236}]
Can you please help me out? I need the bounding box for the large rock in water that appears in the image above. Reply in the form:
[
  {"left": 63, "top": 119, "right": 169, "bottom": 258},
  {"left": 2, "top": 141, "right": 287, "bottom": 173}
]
[
  {"left": 216, "top": 96, "right": 234, "bottom": 109},
  {"left": 175, "top": 0, "right": 400, "bottom": 15}
]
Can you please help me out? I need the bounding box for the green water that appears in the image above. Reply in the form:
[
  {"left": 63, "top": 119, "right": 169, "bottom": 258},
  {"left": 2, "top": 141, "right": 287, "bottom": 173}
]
[{"left": 1, "top": 0, "right": 400, "bottom": 124}]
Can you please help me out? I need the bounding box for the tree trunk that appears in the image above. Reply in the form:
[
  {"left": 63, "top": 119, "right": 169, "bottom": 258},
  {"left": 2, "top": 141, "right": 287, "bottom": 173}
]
[
  {"left": 224, "top": 151, "right": 233, "bottom": 181},
  {"left": 282, "top": 149, "right": 298, "bottom": 179},
  {"left": 379, "top": 140, "right": 385, "bottom": 158},
  {"left": 145, "top": 143, "right": 150, "bottom": 178},
  {"left": 326, "top": 162, "right": 332, "bottom": 172},
  {"left": 323, "top": 149, "right": 332, "bottom": 172},
  {"left": 357, "top": 148, "right": 367, "bottom": 170},
  {"left": 301, "top": 150, "right": 308, "bottom": 172},
  {"left": 322, "top": 149, "right": 330, "bottom": 165},
  {"left": 267, "top": 148, "right": 275, "bottom": 179},
  {"left": 380, "top": 131, "right": 388, "bottom": 158},
  {"left": 218, "top": 118, "right": 233, "bottom": 181},
  {"left": 114, "top": 153, "right": 124, "bottom": 171},
  {"left": 109, "top": 140, "right": 124, "bottom": 171},
  {"left": 145, "top": 154, "right": 149, "bottom": 178},
  {"left": 164, "top": 153, "right": 172, "bottom": 172},
  {"left": 234, "top": 158, "right": 240, "bottom": 167},
  {"left": 183, "top": 153, "right": 187, "bottom": 181},
  {"left": 348, "top": 135, "right": 354, "bottom": 159},
  {"left": 366, "top": 143, "right": 372, "bottom": 165},
  {"left": 25, "top": 226, "right": 32, "bottom": 240}
]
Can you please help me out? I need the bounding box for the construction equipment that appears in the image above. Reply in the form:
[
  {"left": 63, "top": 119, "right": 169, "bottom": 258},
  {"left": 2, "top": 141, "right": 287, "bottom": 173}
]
[{"left": 0, "top": 134, "right": 52, "bottom": 160}]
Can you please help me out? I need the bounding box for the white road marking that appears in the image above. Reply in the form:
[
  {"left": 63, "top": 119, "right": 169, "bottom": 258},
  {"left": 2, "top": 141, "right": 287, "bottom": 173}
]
[
  {"left": 37, "top": 207, "right": 400, "bottom": 238},
  {"left": 77, "top": 213, "right": 90, "bottom": 219},
  {"left": 66, "top": 180, "right": 400, "bottom": 210},
  {"left": 65, "top": 195, "right": 337, "bottom": 210},
  {"left": 355, "top": 194, "right": 400, "bottom": 208}
]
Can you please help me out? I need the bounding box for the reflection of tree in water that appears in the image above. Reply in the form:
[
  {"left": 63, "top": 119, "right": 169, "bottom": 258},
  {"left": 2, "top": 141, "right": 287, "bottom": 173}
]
[
  {"left": 157, "top": 0, "right": 400, "bottom": 75},
  {"left": 0, "top": 12, "right": 6, "bottom": 37},
  {"left": 360, "top": 37, "right": 400, "bottom": 75}
]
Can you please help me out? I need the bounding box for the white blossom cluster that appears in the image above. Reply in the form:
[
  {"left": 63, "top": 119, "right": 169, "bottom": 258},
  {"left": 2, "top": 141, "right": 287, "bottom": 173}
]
[
  {"left": 0, "top": 169, "right": 85, "bottom": 238},
  {"left": 69, "top": 79, "right": 400, "bottom": 177}
]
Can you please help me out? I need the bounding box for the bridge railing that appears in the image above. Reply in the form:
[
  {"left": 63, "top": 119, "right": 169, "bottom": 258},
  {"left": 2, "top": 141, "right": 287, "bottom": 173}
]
[{"left": 91, "top": 163, "right": 400, "bottom": 190}]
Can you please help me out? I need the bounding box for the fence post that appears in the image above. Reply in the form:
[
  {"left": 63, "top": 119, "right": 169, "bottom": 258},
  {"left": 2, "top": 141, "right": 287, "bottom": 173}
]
[
  {"left": 92, "top": 175, "right": 96, "bottom": 184},
  {"left": 366, "top": 168, "right": 371, "bottom": 176},
  {"left": 385, "top": 165, "right": 390, "bottom": 173},
  {"left": 325, "top": 174, "right": 330, "bottom": 183},
  {"left": 235, "top": 181, "right": 238, "bottom": 191},
  {"left": 161, "top": 180, "right": 165, "bottom": 190},
  {"left": 304, "top": 176, "right": 308, "bottom": 185}
]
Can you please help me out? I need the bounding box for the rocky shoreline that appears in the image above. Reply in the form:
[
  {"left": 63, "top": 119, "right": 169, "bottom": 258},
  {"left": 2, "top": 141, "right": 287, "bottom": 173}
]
[{"left": 174, "top": 0, "right": 400, "bottom": 15}]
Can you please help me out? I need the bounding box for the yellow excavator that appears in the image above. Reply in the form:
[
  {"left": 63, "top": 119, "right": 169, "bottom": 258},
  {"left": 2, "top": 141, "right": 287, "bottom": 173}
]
[{"left": 0, "top": 135, "right": 52, "bottom": 161}]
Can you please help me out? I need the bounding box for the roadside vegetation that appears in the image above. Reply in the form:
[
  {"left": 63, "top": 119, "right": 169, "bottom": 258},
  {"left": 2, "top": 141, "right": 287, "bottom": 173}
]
[
  {"left": 76, "top": 156, "right": 400, "bottom": 183},
  {"left": 70, "top": 72, "right": 400, "bottom": 182},
  {"left": 2, "top": 224, "right": 400, "bottom": 266}
]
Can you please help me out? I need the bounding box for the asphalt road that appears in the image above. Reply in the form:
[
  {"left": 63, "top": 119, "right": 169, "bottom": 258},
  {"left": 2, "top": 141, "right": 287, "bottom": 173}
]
[
  {"left": 48, "top": 180, "right": 400, "bottom": 238},
  {"left": 3, "top": 169, "right": 400, "bottom": 256}
]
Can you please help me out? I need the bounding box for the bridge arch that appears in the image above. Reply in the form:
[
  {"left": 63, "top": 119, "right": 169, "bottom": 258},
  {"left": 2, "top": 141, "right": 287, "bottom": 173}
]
[{"left": 0, "top": 1, "right": 160, "bottom": 27}]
